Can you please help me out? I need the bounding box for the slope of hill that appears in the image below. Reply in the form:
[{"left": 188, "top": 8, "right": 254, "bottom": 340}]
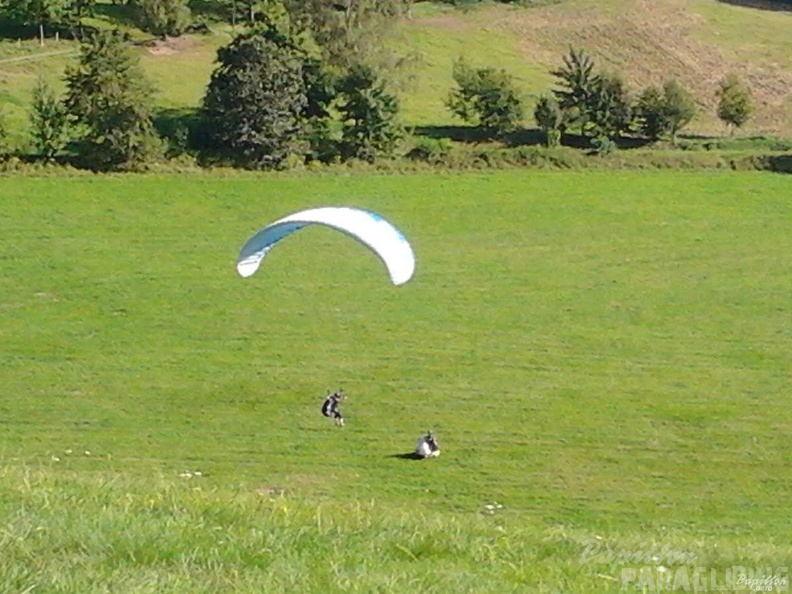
[
  {"left": 0, "top": 0, "right": 790, "bottom": 143},
  {"left": 399, "top": 0, "right": 792, "bottom": 135},
  {"left": 1, "top": 170, "right": 791, "bottom": 591}
]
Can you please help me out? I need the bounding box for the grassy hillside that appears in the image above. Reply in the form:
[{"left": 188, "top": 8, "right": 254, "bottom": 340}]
[
  {"left": 1, "top": 170, "right": 791, "bottom": 590},
  {"left": 0, "top": 0, "right": 790, "bottom": 144},
  {"left": 398, "top": 0, "right": 792, "bottom": 134}
]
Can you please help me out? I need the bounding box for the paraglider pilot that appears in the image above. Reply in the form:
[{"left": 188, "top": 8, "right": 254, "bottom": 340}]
[
  {"left": 415, "top": 431, "right": 440, "bottom": 458},
  {"left": 321, "top": 389, "right": 345, "bottom": 427}
]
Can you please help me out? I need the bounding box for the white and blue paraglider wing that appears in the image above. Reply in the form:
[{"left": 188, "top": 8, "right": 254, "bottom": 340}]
[{"left": 236, "top": 207, "right": 415, "bottom": 285}]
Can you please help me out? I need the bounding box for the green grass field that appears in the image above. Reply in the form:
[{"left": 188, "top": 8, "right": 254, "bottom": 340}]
[{"left": 1, "top": 170, "right": 790, "bottom": 592}]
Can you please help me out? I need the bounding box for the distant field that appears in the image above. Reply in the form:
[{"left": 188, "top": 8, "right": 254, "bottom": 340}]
[
  {"left": 0, "top": 0, "right": 790, "bottom": 144},
  {"left": 1, "top": 170, "right": 790, "bottom": 591}
]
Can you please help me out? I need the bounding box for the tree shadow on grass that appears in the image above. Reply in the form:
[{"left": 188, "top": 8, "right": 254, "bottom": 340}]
[
  {"left": 0, "top": 17, "right": 36, "bottom": 41},
  {"left": 715, "top": 0, "right": 791, "bottom": 11},
  {"left": 0, "top": 16, "right": 87, "bottom": 41},
  {"left": 412, "top": 124, "right": 654, "bottom": 150},
  {"left": 411, "top": 125, "right": 549, "bottom": 147},
  {"left": 767, "top": 153, "right": 792, "bottom": 173},
  {"left": 91, "top": 3, "right": 141, "bottom": 31},
  {"left": 411, "top": 125, "right": 496, "bottom": 144},
  {"left": 188, "top": 0, "right": 231, "bottom": 23},
  {"left": 511, "top": 130, "right": 653, "bottom": 150}
]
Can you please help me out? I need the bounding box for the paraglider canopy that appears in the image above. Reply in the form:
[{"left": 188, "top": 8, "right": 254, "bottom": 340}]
[{"left": 236, "top": 207, "right": 415, "bottom": 285}]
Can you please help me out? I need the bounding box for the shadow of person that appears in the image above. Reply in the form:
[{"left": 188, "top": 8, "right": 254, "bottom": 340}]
[{"left": 387, "top": 452, "right": 425, "bottom": 460}]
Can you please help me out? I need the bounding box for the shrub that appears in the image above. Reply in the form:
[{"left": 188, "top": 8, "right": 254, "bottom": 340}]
[
  {"left": 635, "top": 80, "right": 696, "bottom": 144},
  {"left": 29, "top": 77, "right": 70, "bottom": 162},
  {"left": 591, "top": 135, "right": 616, "bottom": 156},
  {"left": 716, "top": 74, "right": 753, "bottom": 135},
  {"left": 446, "top": 58, "right": 524, "bottom": 137},
  {"left": 407, "top": 137, "right": 454, "bottom": 163},
  {"left": 586, "top": 73, "right": 633, "bottom": 140},
  {"left": 337, "top": 63, "right": 402, "bottom": 163},
  {"left": 533, "top": 95, "right": 564, "bottom": 147}
]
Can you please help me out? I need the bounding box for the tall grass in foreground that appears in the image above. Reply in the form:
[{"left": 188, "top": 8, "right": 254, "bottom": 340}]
[{"left": 1, "top": 466, "right": 789, "bottom": 593}]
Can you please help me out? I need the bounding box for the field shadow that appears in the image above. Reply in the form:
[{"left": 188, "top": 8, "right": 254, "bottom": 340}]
[
  {"left": 188, "top": 0, "right": 231, "bottom": 22},
  {"left": 92, "top": 3, "right": 140, "bottom": 30},
  {"left": 0, "top": 17, "right": 35, "bottom": 40},
  {"left": 387, "top": 452, "right": 426, "bottom": 461},
  {"left": 0, "top": 13, "right": 103, "bottom": 42},
  {"left": 715, "top": 0, "right": 791, "bottom": 11},
  {"left": 412, "top": 125, "right": 654, "bottom": 150},
  {"left": 412, "top": 125, "right": 498, "bottom": 144},
  {"left": 412, "top": 125, "right": 551, "bottom": 147},
  {"left": 0, "top": 16, "right": 90, "bottom": 41},
  {"left": 767, "top": 154, "right": 792, "bottom": 173}
]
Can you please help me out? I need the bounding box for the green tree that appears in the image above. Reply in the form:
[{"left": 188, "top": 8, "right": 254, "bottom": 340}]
[
  {"left": 551, "top": 49, "right": 633, "bottom": 141},
  {"left": 634, "top": 85, "right": 664, "bottom": 140},
  {"left": 635, "top": 79, "right": 696, "bottom": 144},
  {"left": 213, "top": 0, "right": 281, "bottom": 29},
  {"left": 337, "top": 63, "right": 401, "bottom": 162},
  {"left": 237, "top": 0, "right": 280, "bottom": 25},
  {"left": 29, "top": 77, "right": 70, "bottom": 162},
  {"left": 446, "top": 58, "right": 524, "bottom": 137},
  {"left": 533, "top": 95, "right": 564, "bottom": 147},
  {"left": 61, "top": 0, "right": 96, "bottom": 38},
  {"left": 131, "top": 0, "right": 192, "bottom": 37},
  {"left": 716, "top": 74, "right": 753, "bottom": 136},
  {"left": 284, "top": 0, "right": 412, "bottom": 68},
  {"left": 64, "top": 30, "right": 161, "bottom": 170},
  {"left": 202, "top": 26, "right": 307, "bottom": 169},
  {"left": 550, "top": 47, "right": 598, "bottom": 135},
  {"left": 301, "top": 56, "right": 338, "bottom": 162},
  {"left": 585, "top": 73, "right": 633, "bottom": 140}
]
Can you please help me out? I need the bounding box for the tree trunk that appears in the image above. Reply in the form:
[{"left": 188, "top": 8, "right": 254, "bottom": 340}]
[{"left": 39, "top": 23, "right": 45, "bottom": 46}]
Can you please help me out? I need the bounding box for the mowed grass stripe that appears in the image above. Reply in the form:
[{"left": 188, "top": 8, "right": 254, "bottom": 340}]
[{"left": 0, "top": 171, "right": 790, "bottom": 539}]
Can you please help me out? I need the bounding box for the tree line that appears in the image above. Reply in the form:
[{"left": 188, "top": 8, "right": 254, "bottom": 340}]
[
  {"left": 0, "top": 1, "right": 412, "bottom": 169},
  {"left": 0, "top": 0, "right": 414, "bottom": 41},
  {"left": 0, "top": 0, "right": 527, "bottom": 44},
  {"left": 0, "top": 1, "right": 757, "bottom": 170},
  {"left": 449, "top": 48, "right": 754, "bottom": 154}
]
